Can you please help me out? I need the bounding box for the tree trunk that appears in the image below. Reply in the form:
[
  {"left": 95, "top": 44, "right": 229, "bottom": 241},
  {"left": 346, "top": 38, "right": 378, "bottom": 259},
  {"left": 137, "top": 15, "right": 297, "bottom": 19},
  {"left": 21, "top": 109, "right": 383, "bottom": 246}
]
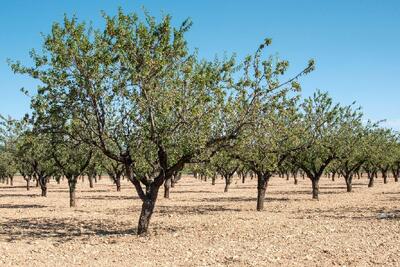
[
  {"left": 116, "top": 175, "right": 121, "bottom": 192},
  {"left": 6, "top": 177, "right": 9, "bottom": 185},
  {"left": 294, "top": 176, "right": 298, "bottom": 185},
  {"left": 136, "top": 182, "right": 161, "bottom": 235},
  {"left": 392, "top": 169, "right": 399, "bottom": 183},
  {"left": 26, "top": 179, "right": 30, "bottom": 191},
  {"left": 164, "top": 177, "right": 171, "bottom": 198},
  {"left": 311, "top": 178, "right": 319, "bottom": 200},
  {"left": 9, "top": 176, "right": 13, "bottom": 186},
  {"left": 332, "top": 172, "right": 336, "bottom": 181},
  {"left": 88, "top": 175, "right": 94, "bottom": 188},
  {"left": 383, "top": 171, "right": 388, "bottom": 184},
  {"left": 68, "top": 178, "right": 77, "bottom": 208},
  {"left": 368, "top": 172, "right": 374, "bottom": 187},
  {"left": 224, "top": 176, "right": 231, "bottom": 192},
  {"left": 38, "top": 176, "right": 48, "bottom": 197},
  {"left": 345, "top": 175, "right": 353, "bottom": 192},
  {"left": 256, "top": 173, "right": 270, "bottom": 211},
  {"left": 211, "top": 174, "right": 216, "bottom": 185},
  {"left": 242, "top": 174, "right": 246, "bottom": 184},
  {"left": 138, "top": 198, "right": 156, "bottom": 235},
  {"left": 94, "top": 175, "right": 98, "bottom": 183}
]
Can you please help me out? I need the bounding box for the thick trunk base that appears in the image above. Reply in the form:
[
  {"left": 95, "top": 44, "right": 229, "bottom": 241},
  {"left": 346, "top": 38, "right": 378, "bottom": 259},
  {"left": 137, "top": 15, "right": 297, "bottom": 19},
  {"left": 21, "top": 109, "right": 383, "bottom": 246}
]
[
  {"left": 137, "top": 199, "right": 156, "bottom": 235},
  {"left": 311, "top": 179, "right": 319, "bottom": 200}
]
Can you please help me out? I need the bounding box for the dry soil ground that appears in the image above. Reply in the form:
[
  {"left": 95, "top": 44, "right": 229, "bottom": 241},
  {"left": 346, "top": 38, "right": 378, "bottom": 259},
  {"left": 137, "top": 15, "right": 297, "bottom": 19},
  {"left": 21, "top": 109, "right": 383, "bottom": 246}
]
[{"left": 0, "top": 175, "right": 399, "bottom": 266}]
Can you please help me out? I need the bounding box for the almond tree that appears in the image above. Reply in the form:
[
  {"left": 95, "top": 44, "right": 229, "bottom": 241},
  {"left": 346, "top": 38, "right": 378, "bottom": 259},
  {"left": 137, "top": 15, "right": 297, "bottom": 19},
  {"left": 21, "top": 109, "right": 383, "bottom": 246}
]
[
  {"left": 333, "top": 114, "right": 367, "bottom": 192},
  {"left": 290, "top": 91, "right": 359, "bottom": 199},
  {"left": 102, "top": 156, "right": 125, "bottom": 192},
  {"left": 14, "top": 129, "right": 56, "bottom": 196},
  {"left": 211, "top": 150, "right": 240, "bottom": 192},
  {"left": 50, "top": 130, "right": 92, "bottom": 207},
  {"left": 10, "top": 9, "right": 314, "bottom": 234}
]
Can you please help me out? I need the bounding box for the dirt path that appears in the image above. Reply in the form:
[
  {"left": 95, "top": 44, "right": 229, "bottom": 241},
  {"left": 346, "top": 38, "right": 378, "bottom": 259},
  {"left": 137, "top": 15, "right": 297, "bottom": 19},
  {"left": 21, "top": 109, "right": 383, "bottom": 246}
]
[{"left": 0, "top": 175, "right": 399, "bottom": 266}]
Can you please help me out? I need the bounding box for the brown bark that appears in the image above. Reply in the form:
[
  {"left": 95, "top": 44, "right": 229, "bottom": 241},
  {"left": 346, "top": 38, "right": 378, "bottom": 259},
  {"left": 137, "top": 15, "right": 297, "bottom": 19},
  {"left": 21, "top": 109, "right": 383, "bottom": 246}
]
[
  {"left": 68, "top": 178, "right": 77, "bottom": 208},
  {"left": 211, "top": 174, "right": 216, "bottom": 185},
  {"left": 164, "top": 177, "right": 171, "bottom": 198},
  {"left": 311, "top": 179, "right": 319, "bottom": 200},
  {"left": 138, "top": 198, "right": 156, "bottom": 235},
  {"left": 368, "top": 172, "right": 374, "bottom": 187},
  {"left": 116, "top": 176, "right": 121, "bottom": 192},
  {"left": 256, "top": 173, "right": 271, "bottom": 211},
  {"left": 224, "top": 176, "right": 231, "bottom": 192},
  {"left": 345, "top": 175, "right": 353, "bottom": 192},
  {"left": 88, "top": 175, "right": 94, "bottom": 188},
  {"left": 382, "top": 171, "right": 388, "bottom": 184},
  {"left": 38, "top": 176, "right": 48, "bottom": 197}
]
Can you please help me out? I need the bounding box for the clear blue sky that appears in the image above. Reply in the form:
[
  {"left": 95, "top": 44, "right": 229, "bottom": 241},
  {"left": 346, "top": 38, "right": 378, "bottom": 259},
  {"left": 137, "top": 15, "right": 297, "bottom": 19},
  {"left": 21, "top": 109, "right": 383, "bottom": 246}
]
[{"left": 1, "top": 0, "right": 399, "bottom": 128}]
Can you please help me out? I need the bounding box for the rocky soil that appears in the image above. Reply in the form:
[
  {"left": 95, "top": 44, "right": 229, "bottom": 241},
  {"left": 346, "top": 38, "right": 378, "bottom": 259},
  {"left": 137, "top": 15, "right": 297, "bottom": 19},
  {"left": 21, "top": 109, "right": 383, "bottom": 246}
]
[{"left": 0, "top": 174, "right": 399, "bottom": 266}]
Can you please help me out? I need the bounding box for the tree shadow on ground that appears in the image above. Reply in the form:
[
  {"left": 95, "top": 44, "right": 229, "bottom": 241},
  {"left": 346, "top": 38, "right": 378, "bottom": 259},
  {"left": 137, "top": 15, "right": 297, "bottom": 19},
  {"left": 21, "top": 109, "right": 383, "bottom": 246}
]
[
  {"left": 0, "top": 217, "right": 137, "bottom": 243},
  {"left": 0, "top": 186, "right": 30, "bottom": 190},
  {"left": 293, "top": 206, "right": 400, "bottom": 221},
  {"left": 79, "top": 195, "right": 138, "bottom": 201},
  {"left": 0, "top": 204, "right": 46, "bottom": 209},
  {"left": 173, "top": 190, "right": 216, "bottom": 194},
  {"left": 0, "top": 194, "right": 38, "bottom": 198},
  {"left": 157, "top": 204, "right": 242, "bottom": 216},
  {"left": 268, "top": 190, "right": 344, "bottom": 196},
  {"left": 191, "top": 196, "right": 297, "bottom": 203},
  {"left": 319, "top": 186, "right": 363, "bottom": 190}
]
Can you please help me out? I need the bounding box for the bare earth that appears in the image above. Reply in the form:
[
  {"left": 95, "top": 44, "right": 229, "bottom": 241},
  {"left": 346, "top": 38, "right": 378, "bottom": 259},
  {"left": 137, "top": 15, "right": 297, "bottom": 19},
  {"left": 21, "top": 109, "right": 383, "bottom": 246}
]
[{"left": 0, "top": 175, "right": 399, "bottom": 267}]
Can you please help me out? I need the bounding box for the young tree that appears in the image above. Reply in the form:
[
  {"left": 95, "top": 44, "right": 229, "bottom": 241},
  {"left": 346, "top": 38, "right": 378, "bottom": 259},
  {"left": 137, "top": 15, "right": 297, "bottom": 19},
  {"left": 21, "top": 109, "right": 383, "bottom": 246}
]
[
  {"left": 334, "top": 114, "right": 367, "bottom": 192},
  {"left": 211, "top": 150, "right": 240, "bottom": 192},
  {"left": 51, "top": 132, "right": 92, "bottom": 207},
  {"left": 291, "top": 91, "right": 360, "bottom": 199},
  {"left": 102, "top": 157, "right": 125, "bottom": 192}
]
